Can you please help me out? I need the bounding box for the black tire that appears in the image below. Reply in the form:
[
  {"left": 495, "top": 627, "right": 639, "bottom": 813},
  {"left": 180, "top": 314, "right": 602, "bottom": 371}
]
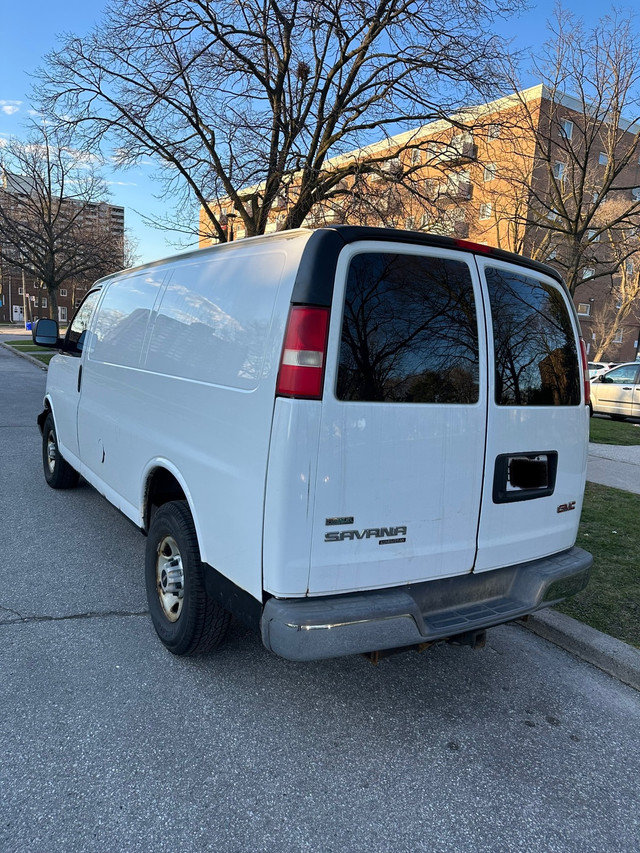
[
  {"left": 42, "top": 412, "right": 79, "bottom": 489},
  {"left": 589, "top": 402, "right": 593, "bottom": 417},
  {"left": 145, "top": 500, "right": 231, "bottom": 655},
  {"left": 610, "top": 414, "right": 627, "bottom": 421}
]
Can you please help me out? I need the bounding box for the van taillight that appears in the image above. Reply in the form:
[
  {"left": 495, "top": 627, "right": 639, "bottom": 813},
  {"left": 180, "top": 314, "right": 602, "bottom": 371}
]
[
  {"left": 579, "top": 339, "right": 590, "bottom": 404},
  {"left": 276, "top": 306, "right": 330, "bottom": 399}
]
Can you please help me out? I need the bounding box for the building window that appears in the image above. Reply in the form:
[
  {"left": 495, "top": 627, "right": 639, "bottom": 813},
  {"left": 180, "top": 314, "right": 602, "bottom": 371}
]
[
  {"left": 626, "top": 260, "right": 634, "bottom": 274},
  {"left": 420, "top": 213, "right": 430, "bottom": 229},
  {"left": 586, "top": 342, "right": 591, "bottom": 355},
  {"left": 587, "top": 230, "right": 600, "bottom": 242},
  {"left": 405, "top": 216, "right": 415, "bottom": 230},
  {"left": 582, "top": 268, "right": 595, "bottom": 280},
  {"left": 479, "top": 202, "right": 492, "bottom": 220},
  {"left": 598, "top": 152, "right": 608, "bottom": 166},
  {"left": 553, "top": 161, "right": 566, "bottom": 181},
  {"left": 58, "top": 306, "right": 68, "bottom": 323},
  {"left": 33, "top": 298, "right": 38, "bottom": 307},
  {"left": 411, "top": 149, "right": 422, "bottom": 166},
  {"left": 613, "top": 328, "right": 623, "bottom": 343},
  {"left": 425, "top": 177, "right": 439, "bottom": 196},
  {"left": 487, "top": 124, "right": 501, "bottom": 139},
  {"left": 60, "top": 288, "right": 68, "bottom": 297},
  {"left": 632, "top": 187, "right": 640, "bottom": 200},
  {"left": 483, "top": 163, "right": 497, "bottom": 182},
  {"left": 560, "top": 119, "right": 574, "bottom": 140},
  {"left": 42, "top": 297, "right": 48, "bottom": 308},
  {"left": 577, "top": 303, "right": 591, "bottom": 316}
]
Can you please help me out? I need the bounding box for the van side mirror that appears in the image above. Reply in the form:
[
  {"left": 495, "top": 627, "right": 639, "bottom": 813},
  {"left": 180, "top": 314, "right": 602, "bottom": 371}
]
[{"left": 32, "top": 318, "right": 60, "bottom": 348}]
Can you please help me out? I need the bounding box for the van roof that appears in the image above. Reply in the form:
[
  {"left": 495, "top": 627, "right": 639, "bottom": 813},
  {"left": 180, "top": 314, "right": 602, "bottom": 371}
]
[{"left": 97, "top": 225, "right": 565, "bottom": 298}]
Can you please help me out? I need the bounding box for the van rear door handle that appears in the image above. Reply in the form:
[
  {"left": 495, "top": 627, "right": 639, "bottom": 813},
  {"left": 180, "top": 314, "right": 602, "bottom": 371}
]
[{"left": 77, "top": 365, "right": 83, "bottom": 393}]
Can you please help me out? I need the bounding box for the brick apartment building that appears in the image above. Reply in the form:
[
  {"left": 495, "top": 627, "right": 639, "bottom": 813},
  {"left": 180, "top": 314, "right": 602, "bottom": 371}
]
[
  {"left": 201, "top": 85, "right": 640, "bottom": 362},
  {"left": 0, "top": 172, "right": 125, "bottom": 325}
]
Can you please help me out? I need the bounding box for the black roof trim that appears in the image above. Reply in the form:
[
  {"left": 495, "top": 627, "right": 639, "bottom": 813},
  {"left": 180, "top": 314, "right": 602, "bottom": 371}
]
[{"left": 291, "top": 225, "right": 564, "bottom": 306}]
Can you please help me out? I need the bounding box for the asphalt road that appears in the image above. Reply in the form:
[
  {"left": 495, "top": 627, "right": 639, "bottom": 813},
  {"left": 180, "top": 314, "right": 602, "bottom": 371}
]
[{"left": 1, "top": 345, "right": 639, "bottom": 853}]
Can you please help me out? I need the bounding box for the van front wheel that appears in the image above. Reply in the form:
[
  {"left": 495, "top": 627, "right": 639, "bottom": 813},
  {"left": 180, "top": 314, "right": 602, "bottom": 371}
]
[
  {"left": 42, "top": 413, "right": 79, "bottom": 489},
  {"left": 145, "top": 501, "right": 231, "bottom": 655}
]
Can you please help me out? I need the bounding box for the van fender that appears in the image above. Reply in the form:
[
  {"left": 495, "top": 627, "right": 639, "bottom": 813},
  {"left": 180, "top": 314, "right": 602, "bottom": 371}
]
[
  {"left": 140, "top": 458, "right": 203, "bottom": 548},
  {"left": 37, "top": 395, "right": 82, "bottom": 472}
]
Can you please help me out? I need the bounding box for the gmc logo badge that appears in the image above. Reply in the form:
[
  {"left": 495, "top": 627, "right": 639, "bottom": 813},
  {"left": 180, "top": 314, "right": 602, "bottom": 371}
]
[{"left": 557, "top": 501, "right": 576, "bottom": 514}]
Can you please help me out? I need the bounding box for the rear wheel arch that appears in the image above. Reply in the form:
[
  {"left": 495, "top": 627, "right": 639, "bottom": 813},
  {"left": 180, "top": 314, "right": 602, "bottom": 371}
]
[{"left": 143, "top": 466, "right": 189, "bottom": 533}]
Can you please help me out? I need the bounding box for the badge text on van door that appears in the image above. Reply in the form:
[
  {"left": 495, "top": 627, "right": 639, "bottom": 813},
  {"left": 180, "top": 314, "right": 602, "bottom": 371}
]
[{"left": 325, "top": 526, "right": 407, "bottom": 543}]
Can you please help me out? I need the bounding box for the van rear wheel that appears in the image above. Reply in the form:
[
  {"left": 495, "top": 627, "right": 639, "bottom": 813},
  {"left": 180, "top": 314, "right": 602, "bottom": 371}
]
[
  {"left": 42, "top": 413, "right": 79, "bottom": 489},
  {"left": 145, "top": 500, "right": 231, "bottom": 655}
]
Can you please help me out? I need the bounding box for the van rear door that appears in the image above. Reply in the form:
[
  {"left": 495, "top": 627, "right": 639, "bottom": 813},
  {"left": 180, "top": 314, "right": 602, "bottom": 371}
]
[
  {"left": 306, "top": 242, "right": 488, "bottom": 596},
  {"left": 473, "top": 259, "right": 587, "bottom": 572}
]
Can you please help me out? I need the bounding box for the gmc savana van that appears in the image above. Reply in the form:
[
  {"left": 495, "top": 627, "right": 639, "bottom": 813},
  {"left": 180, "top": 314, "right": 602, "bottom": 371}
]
[{"left": 34, "top": 226, "right": 592, "bottom": 661}]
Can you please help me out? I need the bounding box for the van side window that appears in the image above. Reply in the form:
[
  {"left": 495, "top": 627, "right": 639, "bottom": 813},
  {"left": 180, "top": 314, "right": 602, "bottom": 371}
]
[
  {"left": 486, "top": 267, "right": 580, "bottom": 406},
  {"left": 65, "top": 289, "right": 102, "bottom": 354},
  {"left": 336, "top": 253, "right": 479, "bottom": 403}
]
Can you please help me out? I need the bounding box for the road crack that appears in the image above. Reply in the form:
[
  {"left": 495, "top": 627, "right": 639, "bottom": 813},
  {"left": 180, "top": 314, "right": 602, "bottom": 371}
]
[{"left": 0, "top": 607, "right": 149, "bottom": 626}]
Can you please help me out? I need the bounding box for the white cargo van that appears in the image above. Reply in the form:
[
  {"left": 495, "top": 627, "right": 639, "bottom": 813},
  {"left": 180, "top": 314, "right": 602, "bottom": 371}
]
[{"left": 33, "top": 226, "right": 592, "bottom": 661}]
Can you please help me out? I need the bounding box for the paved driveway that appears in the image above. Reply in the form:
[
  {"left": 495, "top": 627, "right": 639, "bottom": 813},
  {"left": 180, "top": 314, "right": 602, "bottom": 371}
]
[{"left": 1, "top": 346, "right": 639, "bottom": 853}]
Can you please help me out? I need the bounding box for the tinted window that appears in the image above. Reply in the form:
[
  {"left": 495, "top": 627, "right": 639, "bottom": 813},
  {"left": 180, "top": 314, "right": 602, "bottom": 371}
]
[
  {"left": 486, "top": 267, "right": 580, "bottom": 406},
  {"left": 336, "top": 253, "right": 479, "bottom": 403}
]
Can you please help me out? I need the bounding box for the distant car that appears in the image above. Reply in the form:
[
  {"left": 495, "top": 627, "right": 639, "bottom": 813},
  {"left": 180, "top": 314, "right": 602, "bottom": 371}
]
[
  {"left": 588, "top": 361, "right": 618, "bottom": 380},
  {"left": 590, "top": 362, "right": 640, "bottom": 419}
]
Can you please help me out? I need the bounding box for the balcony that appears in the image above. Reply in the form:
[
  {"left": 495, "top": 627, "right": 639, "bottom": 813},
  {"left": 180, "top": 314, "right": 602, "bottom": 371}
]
[
  {"left": 438, "top": 140, "right": 478, "bottom": 165},
  {"left": 444, "top": 180, "right": 473, "bottom": 201}
]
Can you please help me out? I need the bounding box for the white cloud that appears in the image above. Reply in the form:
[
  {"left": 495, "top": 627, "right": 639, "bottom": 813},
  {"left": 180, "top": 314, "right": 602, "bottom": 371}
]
[
  {"left": 107, "top": 180, "right": 138, "bottom": 187},
  {"left": 0, "top": 99, "right": 22, "bottom": 116}
]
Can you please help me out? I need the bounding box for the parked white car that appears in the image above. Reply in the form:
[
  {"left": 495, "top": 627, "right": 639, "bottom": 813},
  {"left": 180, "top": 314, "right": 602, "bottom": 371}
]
[
  {"left": 33, "top": 226, "right": 592, "bottom": 661},
  {"left": 590, "top": 362, "right": 640, "bottom": 419}
]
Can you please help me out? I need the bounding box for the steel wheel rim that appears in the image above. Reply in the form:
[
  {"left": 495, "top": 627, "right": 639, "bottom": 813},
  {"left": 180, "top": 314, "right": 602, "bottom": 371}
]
[
  {"left": 156, "top": 535, "right": 185, "bottom": 622},
  {"left": 46, "top": 430, "right": 57, "bottom": 475}
]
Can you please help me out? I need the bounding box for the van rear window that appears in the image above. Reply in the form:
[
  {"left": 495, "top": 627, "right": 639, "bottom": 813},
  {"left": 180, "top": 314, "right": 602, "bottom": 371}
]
[
  {"left": 486, "top": 267, "right": 580, "bottom": 406},
  {"left": 336, "top": 252, "right": 479, "bottom": 403}
]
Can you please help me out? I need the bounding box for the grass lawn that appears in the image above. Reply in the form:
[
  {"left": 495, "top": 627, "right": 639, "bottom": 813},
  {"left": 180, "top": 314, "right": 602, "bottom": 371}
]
[
  {"left": 589, "top": 415, "right": 640, "bottom": 445},
  {"left": 3, "top": 340, "right": 57, "bottom": 366},
  {"left": 557, "top": 482, "right": 640, "bottom": 648}
]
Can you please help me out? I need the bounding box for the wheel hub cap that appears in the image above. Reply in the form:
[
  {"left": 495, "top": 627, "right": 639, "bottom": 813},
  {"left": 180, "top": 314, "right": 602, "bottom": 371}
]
[{"left": 156, "top": 536, "right": 184, "bottom": 622}]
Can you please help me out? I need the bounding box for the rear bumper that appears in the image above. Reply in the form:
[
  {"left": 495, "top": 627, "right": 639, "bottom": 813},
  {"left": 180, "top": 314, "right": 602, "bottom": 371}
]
[{"left": 260, "top": 547, "right": 592, "bottom": 661}]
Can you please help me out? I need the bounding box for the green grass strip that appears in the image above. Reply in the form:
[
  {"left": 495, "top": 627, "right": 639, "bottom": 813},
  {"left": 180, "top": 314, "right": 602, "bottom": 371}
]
[
  {"left": 557, "top": 482, "right": 640, "bottom": 648},
  {"left": 590, "top": 415, "right": 640, "bottom": 446}
]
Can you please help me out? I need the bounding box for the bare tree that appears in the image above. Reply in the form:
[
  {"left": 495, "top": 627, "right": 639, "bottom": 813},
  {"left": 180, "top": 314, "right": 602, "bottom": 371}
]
[
  {"left": 0, "top": 124, "right": 124, "bottom": 318},
  {"left": 37, "top": 0, "right": 523, "bottom": 244},
  {"left": 482, "top": 7, "right": 640, "bottom": 296},
  {"left": 589, "top": 245, "right": 640, "bottom": 361}
]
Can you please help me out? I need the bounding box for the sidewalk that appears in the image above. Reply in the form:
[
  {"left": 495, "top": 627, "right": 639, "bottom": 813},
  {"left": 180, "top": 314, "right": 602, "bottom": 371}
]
[{"left": 587, "top": 441, "right": 640, "bottom": 495}]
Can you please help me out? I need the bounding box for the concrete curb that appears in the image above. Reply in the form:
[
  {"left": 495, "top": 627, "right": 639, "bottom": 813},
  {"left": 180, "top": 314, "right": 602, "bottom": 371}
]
[
  {"left": 519, "top": 608, "right": 640, "bottom": 692},
  {"left": 0, "top": 341, "right": 48, "bottom": 370}
]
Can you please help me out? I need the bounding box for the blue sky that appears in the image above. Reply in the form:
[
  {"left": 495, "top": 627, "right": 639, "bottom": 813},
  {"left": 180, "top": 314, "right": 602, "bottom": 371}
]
[{"left": 0, "top": 0, "right": 613, "bottom": 264}]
